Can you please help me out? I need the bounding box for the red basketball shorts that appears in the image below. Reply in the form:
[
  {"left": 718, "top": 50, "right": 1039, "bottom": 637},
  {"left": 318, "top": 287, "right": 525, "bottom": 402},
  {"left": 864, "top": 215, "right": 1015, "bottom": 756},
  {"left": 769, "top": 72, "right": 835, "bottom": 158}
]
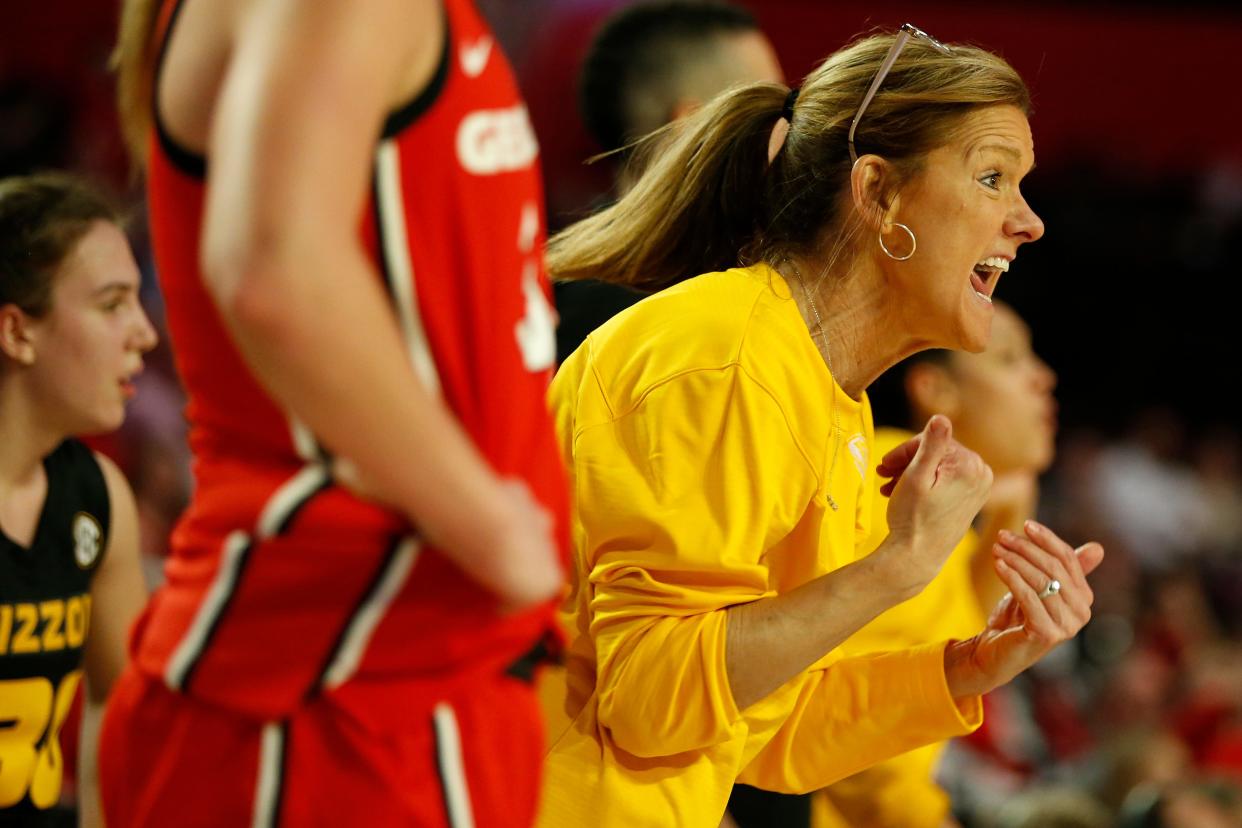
[{"left": 100, "top": 664, "right": 545, "bottom": 827}]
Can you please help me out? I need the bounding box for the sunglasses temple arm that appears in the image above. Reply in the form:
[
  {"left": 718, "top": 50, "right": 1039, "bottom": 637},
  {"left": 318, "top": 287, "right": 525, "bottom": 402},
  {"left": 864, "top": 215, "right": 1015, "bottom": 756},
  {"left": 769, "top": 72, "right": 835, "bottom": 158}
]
[{"left": 846, "top": 31, "right": 911, "bottom": 163}]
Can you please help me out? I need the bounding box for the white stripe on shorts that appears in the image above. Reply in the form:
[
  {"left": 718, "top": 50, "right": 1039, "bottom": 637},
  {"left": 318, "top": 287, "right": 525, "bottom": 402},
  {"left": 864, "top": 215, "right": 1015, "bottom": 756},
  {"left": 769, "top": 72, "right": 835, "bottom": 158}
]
[
  {"left": 251, "top": 722, "right": 285, "bottom": 828},
  {"left": 433, "top": 702, "right": 476, "bottom": 828}
]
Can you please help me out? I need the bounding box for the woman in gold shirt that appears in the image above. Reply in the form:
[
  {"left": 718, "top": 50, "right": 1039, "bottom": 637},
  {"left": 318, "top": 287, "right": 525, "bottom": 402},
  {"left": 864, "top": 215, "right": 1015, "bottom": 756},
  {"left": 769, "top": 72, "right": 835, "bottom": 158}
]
[{"left": 539, "top": 25, "right": 1104, "bottom": 828}]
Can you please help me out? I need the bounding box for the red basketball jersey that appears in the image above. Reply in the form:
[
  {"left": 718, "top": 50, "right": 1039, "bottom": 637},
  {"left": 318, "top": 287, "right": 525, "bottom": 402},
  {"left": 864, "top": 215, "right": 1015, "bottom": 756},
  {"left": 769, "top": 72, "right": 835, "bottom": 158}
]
[{"left": 135, "top": 0, "right": 568, "bottom": 722}]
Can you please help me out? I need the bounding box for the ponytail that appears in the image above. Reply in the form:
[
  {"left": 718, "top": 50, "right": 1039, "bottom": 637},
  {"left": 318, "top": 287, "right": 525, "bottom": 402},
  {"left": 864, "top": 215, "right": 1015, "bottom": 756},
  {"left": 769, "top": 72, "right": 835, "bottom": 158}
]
[
  {"left": 113, "top": 0, "right": 163, "bottom": 170},
  {"left": 547, "top": 83, "right": 787, "bottom": 291}
]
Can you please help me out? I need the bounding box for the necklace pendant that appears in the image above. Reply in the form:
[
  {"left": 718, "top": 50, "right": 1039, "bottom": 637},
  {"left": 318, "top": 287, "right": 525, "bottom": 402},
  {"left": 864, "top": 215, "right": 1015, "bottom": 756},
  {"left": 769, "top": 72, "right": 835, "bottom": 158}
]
[{"left": 827, "top": 494, "right": 839, "bottom": 511}]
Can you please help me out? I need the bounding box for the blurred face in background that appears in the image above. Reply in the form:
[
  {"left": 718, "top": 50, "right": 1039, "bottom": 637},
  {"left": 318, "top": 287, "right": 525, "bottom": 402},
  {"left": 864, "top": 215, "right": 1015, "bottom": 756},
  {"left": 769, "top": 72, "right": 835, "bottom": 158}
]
[
  {"left": 21, "top": 221, "right": 158, "bottom": 435},
  {"left": 668, "top": 29, "right": 784, "bottom": 122},
  {"left": 1161, "top": 787, "right": 1239, "bottom": 828},
  {"left": 910, "top": 303, "right": 1057, "bottom": 474},
  {"left": 618, "top": 28, "right": 783, "bottom": 193}
]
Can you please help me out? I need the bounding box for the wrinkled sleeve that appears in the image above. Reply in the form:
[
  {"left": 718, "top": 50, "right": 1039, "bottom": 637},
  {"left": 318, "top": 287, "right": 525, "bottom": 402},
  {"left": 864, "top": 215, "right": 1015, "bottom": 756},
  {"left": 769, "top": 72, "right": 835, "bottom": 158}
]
[
  {"left": 736, "top": 641, "right": 982, "bottom": 794},
  {"left": 572, "top": 364, "right": 817, "bottom": 759}
]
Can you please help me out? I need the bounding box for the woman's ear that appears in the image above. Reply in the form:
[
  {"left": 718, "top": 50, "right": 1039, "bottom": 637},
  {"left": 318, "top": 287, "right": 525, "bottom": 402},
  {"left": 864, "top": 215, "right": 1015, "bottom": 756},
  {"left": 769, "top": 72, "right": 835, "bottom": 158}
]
[
  {"left": 849, "top": 155, "right": 902, "bottom": 233},
  {"left": 0, "top": 305, "right": 37, "bottom": 366},
  {"left": 905, "top": 361, "right": 959, "bottom": 421}
]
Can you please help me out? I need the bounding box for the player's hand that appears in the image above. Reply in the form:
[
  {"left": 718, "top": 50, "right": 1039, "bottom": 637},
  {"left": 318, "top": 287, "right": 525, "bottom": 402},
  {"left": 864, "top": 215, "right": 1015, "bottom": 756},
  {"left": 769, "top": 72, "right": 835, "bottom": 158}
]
[
  {"left": 333, "top": 459, "right": 562, "bottom": 611},
  {"left": 484, "top": 478, "right": 565, "bottom": 612}
]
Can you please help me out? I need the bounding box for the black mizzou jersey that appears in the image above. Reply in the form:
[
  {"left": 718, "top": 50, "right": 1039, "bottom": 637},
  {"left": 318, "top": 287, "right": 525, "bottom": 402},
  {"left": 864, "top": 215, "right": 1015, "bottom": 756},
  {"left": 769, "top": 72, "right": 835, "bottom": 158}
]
[{"left": 0, "top": 439, "right": 110, "bottom": 822}]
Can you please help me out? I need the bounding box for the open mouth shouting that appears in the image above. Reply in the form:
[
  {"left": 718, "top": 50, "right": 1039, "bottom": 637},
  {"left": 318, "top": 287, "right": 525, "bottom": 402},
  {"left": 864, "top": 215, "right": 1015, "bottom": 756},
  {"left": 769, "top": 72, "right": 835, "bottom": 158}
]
[
  {"left": 971, "top": 256, "right": 1010, "bottom": 303},
  {"left": 119, "top": 366, "right": 143, "bottom": 400}
]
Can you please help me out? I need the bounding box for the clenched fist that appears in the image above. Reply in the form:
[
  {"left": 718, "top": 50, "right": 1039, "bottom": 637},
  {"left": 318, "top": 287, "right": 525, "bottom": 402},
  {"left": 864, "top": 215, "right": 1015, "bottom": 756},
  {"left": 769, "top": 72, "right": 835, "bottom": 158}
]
[{"left": 873, "top": 416, "right": 994, "bottom": 595}]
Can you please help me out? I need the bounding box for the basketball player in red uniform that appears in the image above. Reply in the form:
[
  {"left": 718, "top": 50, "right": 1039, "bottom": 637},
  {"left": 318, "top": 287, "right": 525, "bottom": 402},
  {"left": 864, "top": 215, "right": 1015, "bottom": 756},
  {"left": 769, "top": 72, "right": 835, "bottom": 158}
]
[{"left": 107, "top": 1, "right": 567, "bottom": 825}]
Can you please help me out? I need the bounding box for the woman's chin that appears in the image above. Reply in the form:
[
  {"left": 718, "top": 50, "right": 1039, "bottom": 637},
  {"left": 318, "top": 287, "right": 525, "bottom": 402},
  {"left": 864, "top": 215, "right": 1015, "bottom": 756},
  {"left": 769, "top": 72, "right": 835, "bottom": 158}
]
[
  {"left": 74, "top": 406, "right": 125, "bottom": 437},
  {"left": 956, "top": 302, "right": 995, "bottom": 353}
]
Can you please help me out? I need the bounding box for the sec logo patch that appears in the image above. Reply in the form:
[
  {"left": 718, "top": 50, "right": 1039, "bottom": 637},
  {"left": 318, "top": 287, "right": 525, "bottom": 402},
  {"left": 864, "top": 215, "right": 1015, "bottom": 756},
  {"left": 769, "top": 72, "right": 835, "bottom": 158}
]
[{"left": 72, "top": 512, "right": 102, "bottom": 569}]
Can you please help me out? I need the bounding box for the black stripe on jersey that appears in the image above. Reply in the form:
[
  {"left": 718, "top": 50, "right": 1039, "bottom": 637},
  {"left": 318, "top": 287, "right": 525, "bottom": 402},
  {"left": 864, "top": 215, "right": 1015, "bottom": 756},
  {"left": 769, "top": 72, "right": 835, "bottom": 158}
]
[
  {"left": 305, "top": 534, "right": 406, "bottom": 700},
  {"left": 152, "top": 0, "right": 208, "bottom": 179},
  {"left": 176, "top": 472, "right": 330, "bottom": 691},
  {"left": 381, "top": 13, "right": 451, "bottom": 138},
  {"left": 178, "top": 534, "right": 254, "bottom": 692}
]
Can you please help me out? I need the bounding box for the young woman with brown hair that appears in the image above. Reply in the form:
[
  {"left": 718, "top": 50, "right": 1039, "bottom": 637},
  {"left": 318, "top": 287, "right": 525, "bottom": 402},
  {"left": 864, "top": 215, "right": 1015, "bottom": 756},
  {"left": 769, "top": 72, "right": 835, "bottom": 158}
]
[{"left": 0, "top": 173, "right": 153, "bottom": 826}]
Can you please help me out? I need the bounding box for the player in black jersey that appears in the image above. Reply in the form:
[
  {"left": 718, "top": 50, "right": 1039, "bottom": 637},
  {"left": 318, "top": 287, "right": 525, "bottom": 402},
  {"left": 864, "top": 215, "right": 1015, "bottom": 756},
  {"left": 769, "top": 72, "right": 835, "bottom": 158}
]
[{"left": 0, "top": 173, "right": 154, "bottom": 825}]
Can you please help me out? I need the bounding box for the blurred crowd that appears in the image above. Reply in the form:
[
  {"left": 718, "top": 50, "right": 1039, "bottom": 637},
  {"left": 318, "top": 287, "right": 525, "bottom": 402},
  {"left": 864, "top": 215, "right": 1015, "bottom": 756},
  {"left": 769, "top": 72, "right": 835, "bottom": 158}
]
[{"left": 939, "top": 412, "right": 1242, "bottom": 826}]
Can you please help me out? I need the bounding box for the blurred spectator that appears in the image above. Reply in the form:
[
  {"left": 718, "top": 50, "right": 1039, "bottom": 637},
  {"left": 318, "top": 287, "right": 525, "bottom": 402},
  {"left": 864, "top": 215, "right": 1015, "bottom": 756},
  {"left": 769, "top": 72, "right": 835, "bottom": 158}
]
[
  {"left": 1119, "top": 781, "right": 1242, "bottom": 828},
  {"left": 576, "top": 0, "right": 780, "bottom": 189},
  {"left": 1193, "top": 428, "right": 1242, "bottom": 558},
  {"left": 1098, "top": 729, "right": 1194, "bottom": 813},
  {"left": 940, "top": 406, "right": 1242, "bottom": 826},
  {"left": 1090, "top": 409, "right": 1211, "bottom": 571},
  {"left": 553, "top": 0, "right": 782, "bottom": 362},
  {"left": 986, "top": 787, "right": 1112, "bottom": 828},
  {"left": 0, "top": 77, "right": 72, "bottom": 176}
]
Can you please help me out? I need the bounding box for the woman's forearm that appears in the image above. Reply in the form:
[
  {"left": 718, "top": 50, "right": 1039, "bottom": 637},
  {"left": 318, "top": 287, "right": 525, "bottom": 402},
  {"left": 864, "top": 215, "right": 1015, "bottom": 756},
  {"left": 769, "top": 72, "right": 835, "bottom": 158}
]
[
  {"left": 724, "top": 540, "right": 918, "bottom": 710},
  {"left": 210, "top": 243, "right": 556, "bottom": 602}
]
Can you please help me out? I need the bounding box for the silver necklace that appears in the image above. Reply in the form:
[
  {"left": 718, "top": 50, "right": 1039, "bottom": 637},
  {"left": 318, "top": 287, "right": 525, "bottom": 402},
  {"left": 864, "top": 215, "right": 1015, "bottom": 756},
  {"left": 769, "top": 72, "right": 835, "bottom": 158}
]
[{"left": 784, "top": 258, "right": 842, "bottom": 512}]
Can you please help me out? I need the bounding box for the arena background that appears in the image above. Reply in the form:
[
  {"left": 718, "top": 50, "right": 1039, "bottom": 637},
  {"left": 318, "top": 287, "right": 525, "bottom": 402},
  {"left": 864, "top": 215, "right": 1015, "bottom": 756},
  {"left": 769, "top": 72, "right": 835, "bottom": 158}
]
[
  {"left": 5, "top": 1, "right": 1239, "bottom": 431},
  {"left": 4, "top": 2, "right": 1242, "bottom": 825}
]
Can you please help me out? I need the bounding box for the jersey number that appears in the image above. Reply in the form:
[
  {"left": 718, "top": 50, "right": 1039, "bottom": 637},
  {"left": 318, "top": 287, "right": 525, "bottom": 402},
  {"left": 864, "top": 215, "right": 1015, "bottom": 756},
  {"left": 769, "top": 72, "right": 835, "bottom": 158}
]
[{"left": 0, "top": 671, "right": 81, "bottom": 809}]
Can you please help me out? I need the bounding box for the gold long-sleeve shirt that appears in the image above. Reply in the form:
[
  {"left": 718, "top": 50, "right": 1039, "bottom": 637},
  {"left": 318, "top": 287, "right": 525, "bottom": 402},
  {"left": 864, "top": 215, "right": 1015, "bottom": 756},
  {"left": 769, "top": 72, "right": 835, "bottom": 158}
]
[
  {"left": 537, "top": 265, "right": 982, "bottom": 828},
  {"left": 816, "top": 426, "right": 993, "bottom": 828}
]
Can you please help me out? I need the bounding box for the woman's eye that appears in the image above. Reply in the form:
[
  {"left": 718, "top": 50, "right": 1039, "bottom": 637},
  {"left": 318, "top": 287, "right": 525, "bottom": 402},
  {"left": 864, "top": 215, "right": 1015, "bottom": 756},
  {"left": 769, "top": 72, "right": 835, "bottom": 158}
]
[{"left": 980, "top": 172, "right": 1003, "bottom": 190}]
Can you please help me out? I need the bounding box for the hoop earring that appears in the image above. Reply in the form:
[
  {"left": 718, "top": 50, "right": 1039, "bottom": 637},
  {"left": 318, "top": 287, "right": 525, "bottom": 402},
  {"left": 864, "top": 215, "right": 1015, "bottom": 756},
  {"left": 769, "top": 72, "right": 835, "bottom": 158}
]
[{"left": 878, "top": 222, "right": 917, "bottom": 261}]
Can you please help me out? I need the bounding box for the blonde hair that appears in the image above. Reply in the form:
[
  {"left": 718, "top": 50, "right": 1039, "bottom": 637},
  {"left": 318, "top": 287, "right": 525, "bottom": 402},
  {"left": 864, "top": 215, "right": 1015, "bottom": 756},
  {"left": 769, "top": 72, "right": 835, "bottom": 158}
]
[
  {"left": 113, "top": 0, "right": 163, "bottom": 168},
  {"left": 547, "top": 31, "right": 1030, "bottom": 291}
]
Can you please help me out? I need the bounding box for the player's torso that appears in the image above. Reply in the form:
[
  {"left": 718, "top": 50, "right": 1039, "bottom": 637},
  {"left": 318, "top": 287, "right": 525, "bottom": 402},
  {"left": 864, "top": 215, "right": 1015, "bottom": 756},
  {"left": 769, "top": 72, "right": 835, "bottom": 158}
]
[
  {"left": 139, "top": 0, "right": 565, "bottom": 716},
  {"left": 148, "top": 0, "right": 560, "bottom": 491},
  {"left": 0, "top": 440, "right": 107, "bottom": 820}
]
